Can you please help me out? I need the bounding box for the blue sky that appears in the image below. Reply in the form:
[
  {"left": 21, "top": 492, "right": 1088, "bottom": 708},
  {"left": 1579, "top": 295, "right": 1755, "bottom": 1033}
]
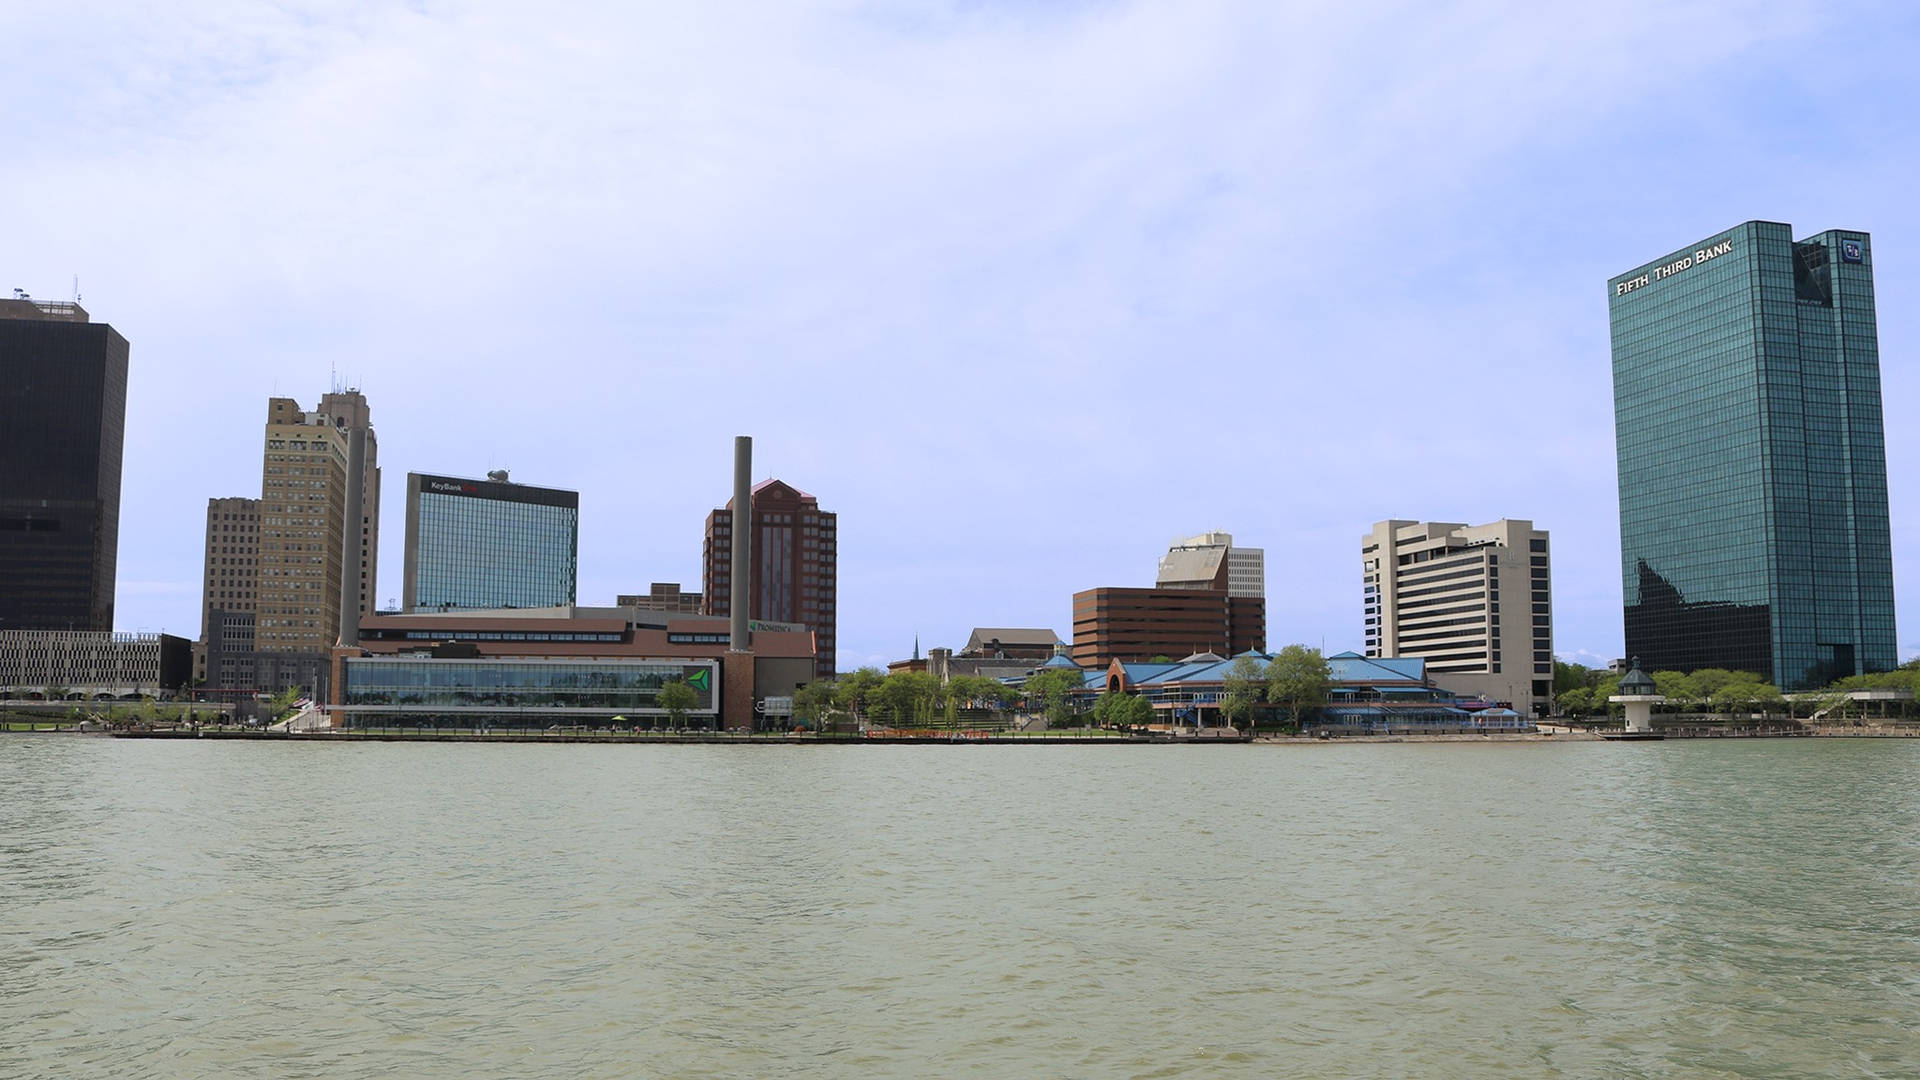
[{"left": 6, "top": 1, "right": 1917, "bottom": 670}]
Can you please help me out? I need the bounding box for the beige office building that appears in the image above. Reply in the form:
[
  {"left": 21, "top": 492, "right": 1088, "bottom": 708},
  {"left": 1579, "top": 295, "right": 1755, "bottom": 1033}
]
[
  {"left": 255, "top": 392, "right": 379, "bottom": 656},
  {"left": 194, "top": 496, "right": 260, "bottom": 683},
  {"left": 1362, "top": 519, "right": 1551, "bottom": 716},
  {"left": 1156, "top": 531, "right": 1265, "bottom": 600}
]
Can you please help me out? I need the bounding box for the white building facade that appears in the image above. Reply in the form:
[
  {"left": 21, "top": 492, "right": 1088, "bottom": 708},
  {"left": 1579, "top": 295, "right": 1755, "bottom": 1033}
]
[{"left": 1362, "top": 519, "right": 1552, "bottom": 717}]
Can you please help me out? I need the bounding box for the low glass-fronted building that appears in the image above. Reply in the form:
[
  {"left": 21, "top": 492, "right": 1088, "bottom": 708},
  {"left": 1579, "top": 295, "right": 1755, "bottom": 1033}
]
[
  {"left": 1609, "top": 221, "right": 1896, "bottom": 690},
  {"left": 335, "top": 656, "right": 717, "bottom": 728},
  {"left": 402, "top": 472, "right": 579, "bottom": 612}
]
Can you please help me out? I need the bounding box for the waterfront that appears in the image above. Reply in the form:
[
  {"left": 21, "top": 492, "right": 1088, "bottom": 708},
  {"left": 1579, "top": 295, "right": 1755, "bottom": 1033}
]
[{"left": 4, "top": 739, "right": 1919, "bottom": 1078}]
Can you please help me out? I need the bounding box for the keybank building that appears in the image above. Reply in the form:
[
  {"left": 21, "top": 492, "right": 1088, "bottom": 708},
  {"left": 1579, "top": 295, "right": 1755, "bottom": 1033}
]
[
  {"left": 402, "top": 472, "right": 579, "bottom": 611},
  {"left": 1609, "top": 221, "right": 1896, "bottom": 690}
]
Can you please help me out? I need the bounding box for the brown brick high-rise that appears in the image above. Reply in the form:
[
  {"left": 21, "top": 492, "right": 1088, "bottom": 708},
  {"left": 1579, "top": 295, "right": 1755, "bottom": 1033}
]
[
  {"left": 1071, "top": 587, "right": 1265, "bottom": 670},
  {"left": 702, "top": 479, "right": 836, "bottom": 681}
]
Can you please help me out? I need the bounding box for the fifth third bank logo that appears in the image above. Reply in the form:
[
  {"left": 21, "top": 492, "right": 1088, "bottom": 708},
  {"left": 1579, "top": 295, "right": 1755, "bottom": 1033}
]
[{"left": 1842, "top": 240, "right": 1864, "bottom": 264}]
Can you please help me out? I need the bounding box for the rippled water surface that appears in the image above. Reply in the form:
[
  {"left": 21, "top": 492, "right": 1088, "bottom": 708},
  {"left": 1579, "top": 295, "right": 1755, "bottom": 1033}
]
[{"left": 4, "top": 737, "right": 1920, "bottom": 1078}]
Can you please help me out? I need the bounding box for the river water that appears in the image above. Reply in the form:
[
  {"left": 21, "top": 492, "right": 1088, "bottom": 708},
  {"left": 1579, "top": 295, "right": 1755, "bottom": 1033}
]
[{"left": 3, "top": 737, "right": 1919, "bottom": 1078}]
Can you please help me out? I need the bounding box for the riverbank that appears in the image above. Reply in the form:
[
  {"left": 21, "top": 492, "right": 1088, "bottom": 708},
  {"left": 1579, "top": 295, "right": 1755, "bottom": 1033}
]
[{"left": 16, "top": 725, "right": 1917, "bottom": 744}]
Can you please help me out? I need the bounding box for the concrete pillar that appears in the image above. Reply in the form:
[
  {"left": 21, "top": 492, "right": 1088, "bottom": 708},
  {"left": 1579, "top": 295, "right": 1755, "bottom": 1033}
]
[
  {"left": 730, "top": 436, "right": 752, "bottom": 652},
  {"left": 338, "top": 424, "right": 367, "bottom": 646}
]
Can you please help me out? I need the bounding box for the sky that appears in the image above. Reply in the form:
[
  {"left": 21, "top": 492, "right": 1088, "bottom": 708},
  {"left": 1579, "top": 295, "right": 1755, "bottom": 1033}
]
[{"left": 6, "top": 0, "right": 1918, "bottom": 672}]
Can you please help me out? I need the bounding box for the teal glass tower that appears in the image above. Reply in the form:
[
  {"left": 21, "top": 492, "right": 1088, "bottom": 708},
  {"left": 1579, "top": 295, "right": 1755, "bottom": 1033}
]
[{"left": 1609, "top": 221, "right": 1896, "bottom": 690}]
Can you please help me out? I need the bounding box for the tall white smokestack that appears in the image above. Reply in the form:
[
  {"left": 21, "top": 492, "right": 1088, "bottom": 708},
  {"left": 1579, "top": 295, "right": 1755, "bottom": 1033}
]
[{"left": 730, "top": 435, "right": 751, "bottom": 652}]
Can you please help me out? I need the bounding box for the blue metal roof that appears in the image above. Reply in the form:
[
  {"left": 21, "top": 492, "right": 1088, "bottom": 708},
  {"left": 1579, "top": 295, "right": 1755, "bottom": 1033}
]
[{"left": 1326, "top": 653, "right": 1426, "bottom": 683}]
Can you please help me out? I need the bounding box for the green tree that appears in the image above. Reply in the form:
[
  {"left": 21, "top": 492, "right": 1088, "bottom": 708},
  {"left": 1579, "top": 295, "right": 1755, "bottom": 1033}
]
[
  {"left": 832, "top": 667, "right": 886, "bottom": 725},
  {"left": 1024, "top": 668, "right": 1085, "bottom": 728},
  {"left": 1091, "top": 691, "right": 1153, "bottom": 730},
  {"left": 1708, "top": 677, "right": 1782, "bottom": 717},
  {"left": 945, "top": 675, "right": 1017, "bottom": 723},
  {"left": 269, "top": 684, "right": 304, "bottom": 720},
  {"left": 1650, "top": 670, "right": 1691, "bottom": 706},
  {"left": 1589, "top": 676, "right": 1622, "bottom": 719},
  {"left": 657, "top": 679, "right": 698, "bottom": 726},
  {"left": 1556, "top": 686, "right": 1593, "bottom": 716},
  {"left": 1264, "top": 645, "right": 1330, "bottom": 726},
  {"left": 1680, "top": 668, "right": 1751, "bottom": 702},
  {"left": 1219, "top": 654, "right": 1265, "bottom": 730},
  {"left": 877, "top": 671, "right": 941, "bottom": 728},
  {"left": 1090, "top": 691, "right": 1119, "bottom": 728},
  {"left": 1552, "top": 660, "right": 1595, "bottom": 696},
  {"left": 793, "top": 679, "right": 837, "bottom": 728}
]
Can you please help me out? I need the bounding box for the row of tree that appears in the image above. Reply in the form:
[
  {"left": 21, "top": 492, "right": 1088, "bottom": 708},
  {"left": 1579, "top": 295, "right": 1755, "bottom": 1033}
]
[
  {"left": 1555, "top": 668, "right": 1789, "bottom": 717},
  {"left": 785, "top": 646, "right": 1336, "bottom": 732},
  {"left": 791, "top": 667, "right": 1046, "bottom": 729},
  {"left": 1213, "top": 645, "right": 1332, "bottom": 728},
  {"left": 1554, "top": 657, "right": 1920, "bottom": 718}
]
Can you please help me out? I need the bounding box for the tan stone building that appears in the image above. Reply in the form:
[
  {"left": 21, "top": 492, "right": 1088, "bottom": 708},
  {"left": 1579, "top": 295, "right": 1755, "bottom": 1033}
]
[
  {"left": 255, "top": 392, "right": 379, "bottom": 658},
  {"left": 194, "top": 496, "right": 260, "bottom": 683},
  {"left": 1362, "top": 518, "right": 1551, "bottom": 716}
]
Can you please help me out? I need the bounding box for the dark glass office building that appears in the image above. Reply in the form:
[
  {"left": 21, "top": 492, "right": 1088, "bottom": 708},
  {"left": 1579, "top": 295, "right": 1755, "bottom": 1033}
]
[
  {"left": 402, "top": 472, "right": 579, "bottom": 611},
  {"left": 0, "top": 298, "right": 129, "bottom": 632},
  {"left": 1610, "top": 221, "right": 1896, "bottom": 690}
]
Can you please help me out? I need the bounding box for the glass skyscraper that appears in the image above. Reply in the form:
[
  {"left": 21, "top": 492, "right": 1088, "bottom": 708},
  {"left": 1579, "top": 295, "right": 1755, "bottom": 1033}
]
[
  {"left": 1609, "top": 220, "right": 1896, "bottom": 690},
  {"left": 402, "top": 472, "right": 578, "bottom": 611},
  {"left": 0, "top": 298, "right": 128, "bottom": 632}
]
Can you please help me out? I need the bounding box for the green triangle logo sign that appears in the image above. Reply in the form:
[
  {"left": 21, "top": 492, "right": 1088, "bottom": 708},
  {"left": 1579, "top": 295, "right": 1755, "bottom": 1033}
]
[{"left": 685, "top": 669, "right": 711, "bottom": 692}]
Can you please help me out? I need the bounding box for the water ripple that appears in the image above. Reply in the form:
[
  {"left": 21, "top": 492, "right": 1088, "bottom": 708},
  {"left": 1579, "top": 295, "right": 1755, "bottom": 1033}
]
[{"left": 3, "top": 738, "right": 1920, "bottom": 1077}]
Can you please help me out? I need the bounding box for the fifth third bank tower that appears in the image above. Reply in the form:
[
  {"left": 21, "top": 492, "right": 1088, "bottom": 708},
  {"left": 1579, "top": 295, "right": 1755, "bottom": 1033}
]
[{"left": 1608, "top": 220, "right": 1897, "bottom": 690}]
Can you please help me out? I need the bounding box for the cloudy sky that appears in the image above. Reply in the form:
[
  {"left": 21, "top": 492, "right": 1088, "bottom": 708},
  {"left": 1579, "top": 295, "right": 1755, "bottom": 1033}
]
[{"left": 8, "top": 0, "right": 1917, "bottom": 670}]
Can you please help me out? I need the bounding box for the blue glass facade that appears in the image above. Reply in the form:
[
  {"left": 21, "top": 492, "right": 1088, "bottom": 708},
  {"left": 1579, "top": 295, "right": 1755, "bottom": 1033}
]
[
  {"left": 403, "top": 473, "right": 578, "bottom": 611},
  {"left": 338, "top": 657, "right": 717, "bottom": 723},
  {"left": 1610, "top": 221, "right": 1896, "bottom": 690}
]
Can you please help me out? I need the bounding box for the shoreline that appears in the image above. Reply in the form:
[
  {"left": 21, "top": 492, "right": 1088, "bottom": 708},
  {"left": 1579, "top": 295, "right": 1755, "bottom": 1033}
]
[{"left": 8, "top": 726, "right": 1913, "bottom": 744}]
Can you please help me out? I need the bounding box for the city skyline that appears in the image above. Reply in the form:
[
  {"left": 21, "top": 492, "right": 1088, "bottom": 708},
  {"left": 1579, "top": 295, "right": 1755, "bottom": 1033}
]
[{"left": 7, "top": 4, "right": 1918, "bottom": 670}]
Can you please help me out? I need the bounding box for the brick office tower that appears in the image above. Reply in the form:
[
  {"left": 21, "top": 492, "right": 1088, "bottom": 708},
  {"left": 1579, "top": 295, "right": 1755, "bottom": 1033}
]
[
  {"left": 0, "top": 296, "right": 129, "bottom": 632},
  {"left": 702, "top": 480, "right": 837, "bottom": 681}
]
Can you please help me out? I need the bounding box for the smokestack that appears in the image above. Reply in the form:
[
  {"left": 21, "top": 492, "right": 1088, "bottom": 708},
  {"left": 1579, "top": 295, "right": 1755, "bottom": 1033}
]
[
  {"left": 730, "top": 435, "right": 752, "bottom": 652},
  {"left": 338, "top": 424, "right": 368, "bottom": 646}
]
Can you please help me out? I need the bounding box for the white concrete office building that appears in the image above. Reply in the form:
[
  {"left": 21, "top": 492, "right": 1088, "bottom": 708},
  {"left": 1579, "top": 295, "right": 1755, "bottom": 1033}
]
[{"left": 1362, "top": 519, "right": 1552, "bottom": 716}]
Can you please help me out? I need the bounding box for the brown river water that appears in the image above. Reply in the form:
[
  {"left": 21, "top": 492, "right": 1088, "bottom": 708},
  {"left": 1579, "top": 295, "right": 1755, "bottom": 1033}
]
[{"left": 3, "top": 736, "right": 1918, "bottom": 1078}]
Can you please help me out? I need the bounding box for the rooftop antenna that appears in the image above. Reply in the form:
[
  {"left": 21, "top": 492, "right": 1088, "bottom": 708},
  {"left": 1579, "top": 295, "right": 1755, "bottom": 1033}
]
[{"left": 71, "top": 275, "right": 79, "bottom": 303}]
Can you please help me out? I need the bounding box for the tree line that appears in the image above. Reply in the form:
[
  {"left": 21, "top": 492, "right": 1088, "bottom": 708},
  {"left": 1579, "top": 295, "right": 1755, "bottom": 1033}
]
[
  {"left": 1551, "top": 657, "right": 1920, "bottom": 719},
  {"left": 784, "top": 645, "right": 1335, "bottom": 731}
]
